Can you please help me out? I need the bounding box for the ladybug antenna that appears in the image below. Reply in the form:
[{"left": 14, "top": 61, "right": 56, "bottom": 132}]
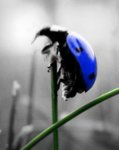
[
  {"left": 31, "top": 30, "right": 41, "bottom": 44},
  {"left": 31, "top": 26, "right": 50, "bottom": 44}
]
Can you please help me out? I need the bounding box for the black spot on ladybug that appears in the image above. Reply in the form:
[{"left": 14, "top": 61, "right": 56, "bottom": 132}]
[
  {"left": 89, "top": 73, "right": 95, "bottom": 80},
  {"left": 80, "top": 47, "right": 83, "bottom": 52},
  {"left": 75, "top": 47, "right": 83, "bottom": 53}
]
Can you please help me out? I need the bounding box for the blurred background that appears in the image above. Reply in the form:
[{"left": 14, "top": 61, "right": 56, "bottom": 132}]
[{"left": 0, "top": 0, "right": 119, "bottom": 149}]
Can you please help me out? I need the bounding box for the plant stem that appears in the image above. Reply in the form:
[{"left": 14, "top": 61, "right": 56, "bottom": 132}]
[
  {"left": 51, "top": 61, "right": 59, "bottom": 150},
  {"left": 27, "top": 51, "right": 37, "bottom": 141},
  {"left": 7, "top": 81, "right": 20, "bottom": 150},
  {"left": 21, "top": 88, "right": 119, "bottom": 150}
]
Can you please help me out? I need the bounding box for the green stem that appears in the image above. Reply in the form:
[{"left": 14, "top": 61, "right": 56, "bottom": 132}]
[
  {"left": 51, "top": 61, "right": 59, "bottom": 150},
  {"left": 21, "top": 88, "right": 119, "bottom": 150}
]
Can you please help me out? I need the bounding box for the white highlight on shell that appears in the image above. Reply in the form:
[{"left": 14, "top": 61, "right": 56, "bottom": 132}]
[{"left": 50, "top": 25, "right": 67, "bottom": 32}]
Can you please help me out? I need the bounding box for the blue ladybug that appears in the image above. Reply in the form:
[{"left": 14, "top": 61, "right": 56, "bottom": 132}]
[
  {"left": 66, "top": 32, "right": 97, "bottom": 92},
  {"left": 33, "top": 25, "right": 97, "bottom": 100}
]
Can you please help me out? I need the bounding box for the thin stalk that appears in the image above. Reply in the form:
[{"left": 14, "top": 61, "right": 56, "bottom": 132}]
[
  {"left": 27, "top": 51, "right": 37, "bottom": 141},
  {"left": 51, "top": 61, "right": 59, "bottom": 150},
  {"left": 21, "top": 88, "right": 119, "bottom": 150},
  {"left": 27, "top": 51, "right": 36, "bottom": 124},
  {"left": 7, "top": 81, "right": 20, "bottom": 150}
]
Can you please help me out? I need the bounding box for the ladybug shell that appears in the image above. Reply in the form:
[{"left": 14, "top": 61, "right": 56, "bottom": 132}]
[{"left": 66, "top": 32, "right": 97, "bottom": 92}]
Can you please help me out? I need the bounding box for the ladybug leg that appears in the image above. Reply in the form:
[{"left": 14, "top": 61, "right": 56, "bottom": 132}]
[
  {"left": 57, "top": 64, "right": 62, "bottom": 78},
  {"left": 47, "top": 65, "right": 51, "bottom": 72},
  {"left": 41, "top": 43, "right": 53, "bottom": 54},
  {"left": 57, "top": 78, "right": 64, "bottom": 91},
  {"left": 45, "top": 43, "right": 59, "bottom": 72},
  {"left": 57, "top": 64, "right": 62, "bottom": 91}
]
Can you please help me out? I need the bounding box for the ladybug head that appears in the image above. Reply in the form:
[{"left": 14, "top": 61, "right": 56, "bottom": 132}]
[{"left": 32, "top": 25, "right": 68, "bottom": 44}]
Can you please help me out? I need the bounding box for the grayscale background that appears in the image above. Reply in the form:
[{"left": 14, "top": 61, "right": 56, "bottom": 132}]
[{"left": 0, "top": 0, "right": 119, "bottom": 150}]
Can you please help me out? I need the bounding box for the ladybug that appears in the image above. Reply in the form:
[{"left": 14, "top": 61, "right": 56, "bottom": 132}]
[{"left": 33, "top": 25, "right": 97, "bottom": 101}]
